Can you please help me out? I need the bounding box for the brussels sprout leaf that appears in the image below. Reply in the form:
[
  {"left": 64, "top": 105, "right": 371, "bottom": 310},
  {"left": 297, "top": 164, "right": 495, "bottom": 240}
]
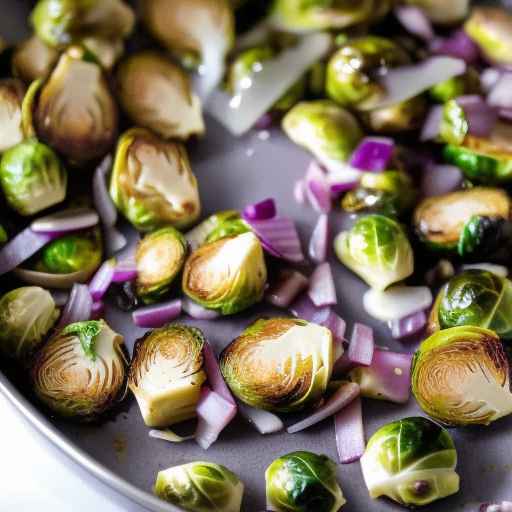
[{"left": 63, "top": 320, "right": 102, "bottom": 361}]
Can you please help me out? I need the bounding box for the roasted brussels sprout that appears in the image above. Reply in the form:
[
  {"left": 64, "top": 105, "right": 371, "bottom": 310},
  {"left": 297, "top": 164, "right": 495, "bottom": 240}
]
[
  {"left": 12, "top": 35, "right": 59, "bottom": 83},
  {"left": 154, "top": 461, "right": 244, "bottom": 512},
  {"left": 412, "top": 326, "right": 512, "bottom": 425},
  {"left": 220, "top": 318, "right": 333, "bottom": 412},
  {"left": 404, "top": 0, "right": 469, "bottom": 25},
  {"left": 334, "top": 214, "right": 414, "bottom": 290},
  {"left": 33, "top": 228, "right": 102, "bottom": 278},
  {"left": 110, "top": 128, "right": 201, "bottom": 232},
  {"left": 0, "top": 79, "right": 25, "bottom": 153},
  {"left": 33, "top": 47, "right": 118, "bottom": 163},
  {"left": 32, "top": 320, "right": 127, "bottom": 420},
  {"left": 185, "top": 210, "right": 242, "bottom": 251},
  {"left": 282, "top": 100, "right": 363, "bottom": 171},
  {"left": 413, "top": 187, "right": 511, "bottom": 252},
  {"left": 341, "top": 170, "right": 416, "bottom": 216},
  {"left": 0, "top": 287, "right": 59, "bottom": 361},
  {"left": 31, "top": 0, "right": 135, "bottom": 48},
  {"left": 429, "top": 270, "right": 512, "bottom": 340},
  {"left": 135, "top": 227, "right": 187, "bottom": 304},
  {"left": 129, "top": 325, "right": 207, "bottom": 427},
  {"left": 0, "top": 137, "right": 67, "bottom": 216},
  {"left": 326, "top": 37, "right": 409, "bottom": 109},
  {"left": 465, "top": 7, "right": 512, "bottom": 65},
  {"left": 116, "top": 52, "right": 204, "bottom": 141},
  {"left": 183, "top": 232, "right": 266, "bottom": 316},
  {"left": 361, "top": 417, "right": 459, "bottom": 506},
  {"left": 266, "top": 451, "right": 345, "bottom": 512}
]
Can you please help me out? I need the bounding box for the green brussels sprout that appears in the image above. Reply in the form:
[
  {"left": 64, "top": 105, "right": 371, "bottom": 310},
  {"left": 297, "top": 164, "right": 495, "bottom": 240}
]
[
  {"left": 33, "top": 47, "right": 118, "bottom": 163},
  {"left": 0, "top": 224, "right": 7, "bottom": 244},
  {"left": 129, "top": 325, "right": 207, "bottom": 427},
  {"left": 265, "top": 451, "right": 345, "bottom": 512},
  {"left": 361, "top": 417, "right": 459, "bottom": 507},
  {"left": 205, "top": 217, "right": 250, "bottom": 244},
  {"left": 271, "top": 0, "right": 385, "bottom": 32},
  {"left": 404, "top": 0, "right": 469, "bottom": 25},
  {"left": 227, "top": 45, "right": 305, "bottom": 113},
  {"left": 439, "top": 98, "right": 468, "bottom": 146},
  {"left": 326, "top": 37, "right": 409, "bottom": 109},
  {"left": 429, "top": 69, "right": 481, "bottom": 103},
  {"left": 0, "top": 137, "right": 67, "bottom": 216},
  {"left": 444, "top": 123, "right": 512, "bottom": 184},
  {"left": 429, "top": 270, "right": 512, "bottom": 340},
  {"left": 465, "top": 7, "right": 512, "bottom": 65},
  {"left": 31, "top": 0, "right": 135, "bottom": 48},
  {"left": 183, "top": 232, "right": 267, "bottom": 315},
  {"left": 110, "top": 128, "right": 201, "bottom": 232},
  {"left": 185, "top": 210, "right": 242, "bottom": 251},
  {"left": 0, "top": 286, "right": 59, "bottom": 361},
  {"left": 0, "top": 79, "right": 26, "bottom": 153},
  {"left": 412, "top": 326, "right": 512, "bottom": 425},
  {"left": 413, "top": 187, "right": 511, "bottom": 251},
  {"left": 282, "top": 100, "right": 363, "bottom": 171},
  {"left": 220, "top": 318, "right": 333, "bottom": 412},
  {"left": 135, "top": 227, "right": 187, "bottom": 304},
  {"left": 342, "top": 170, "right": 416, "bottom": 216},
  {"left": 334, "top": 214, "right": 414, "bottom": 291},
  {"left": 154, "top": 461, "right": 244, "bottom": 512},
  {"left": 33, "top": 228, "right": 102, "bottom": 278},
  {"left": 12, "top": 35, "right": 59, "bottom": 84},
  {"left": 116, "top": 52, "right": 204, "bottom": 141},
  {"left": 32, "top": 320, "right": 127, "bottom": 420}
]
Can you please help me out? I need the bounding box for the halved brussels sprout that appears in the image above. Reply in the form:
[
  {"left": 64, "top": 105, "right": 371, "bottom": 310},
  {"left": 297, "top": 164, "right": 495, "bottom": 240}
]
[
  {"left": 326, "top": 37, "right": 410, "bottom": 109},
  {"left": 220, "top": 318, "right": 333, "bottom": 412},
  {"left": 334, "top": 214, "right": 414, "bottom": 291},
  {"left": 32, "top": 320, "right": 127, "bottom": 419},
  {"left": 128, "top": 325, "right": 207, "bottom": 427},
  {"left": 31, "top": 0, "right": 135, "bottom": 48},
  {"left": 12, "top": 35, "right": 59, "bottom": 84},
  {"left": 205, "top": 216, "right": 250, "bottom": 244},
  {"left": 412, "top": 326, "right": 512, "bottom": 425},
  {"left": 33, "top": 228, "right": 102, "bottom": 277},
  {"left": 0, "top": 137, "right": 67, "bottom": 216},
  {"left": 110, "top": 128, "right": 201, "bottom": 232},
  {"left": 444, "top": 123, "right": 512, "bottom": 184},
  {"left": 183, "top": 232, "right": 266, "bottom": 316},
  {"left": 341, "top": 170, "right": 416, "bottom": 216},
  {"left": 465, "top": 7, "right": 512, "bottom": 65},
  {"left": 116, "top": 52, "right": 204, "bottom": 141},
  {"left": 282, "top": 100, "right": 363, "bottom": 171},
  {"left": 266, "top": 451, "right": 345, "bottom": 512},
  {"left": 135, "top": 227, "right": 187, "bottom": 304},
  {"left": 413, "top": 187, "right": 511, "bottom": 251},
  {"left": 430, "top": 270, "right": 512, "bottom": 340},
  {"left": 34, "top": 47, "right": 118, "bottom": 163},
  {"left": 154, "top": 461, "right": 244, "bottom": 512},
  {"left": 404, "top": 0, "right": 469, "bottom": 25},
  {"left": 0, "top": 287, "right": 59, "bottom": 361},
  {"left": 185, "top": 210, "right": 241, "bottom": 251},
  {"left": 361, "top": 417, "right": 459, "bottom": 507},
  {"left": 0, "top": 79, "right": 25, "bottom": 153}
]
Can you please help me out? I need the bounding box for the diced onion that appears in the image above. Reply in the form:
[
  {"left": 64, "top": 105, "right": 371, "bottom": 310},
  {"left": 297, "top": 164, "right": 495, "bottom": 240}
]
[
  {"left": 394, "top": 6, "right": 434, "bottom": 41},
  {"left": 488, "top": 73, "right": 512, "bottom": 110},
  {"left": 456, "top": 95, "right": 497, "bottom": 138},
  {"left": 334, "top": 396, "right": 365, "bottom": 464},
  {"left": 289, "top": 293, "right": 331, "bottom": 323},
  {"left": 388, "top": 310, "right": 427, "bottom": 340},
  {"left": 420, "top": 105, "right": 443, "bottom": 142},
  {"left": 57, "top": 283, "right": 93, "bottom": 329},
  {"left": 149, "top": 430, "right": 194, "bottom": 443},
  {"left": 348, "top": 323, "right": 374, "bottom": 367},
  {"left": 89, "top": 260, "right": 116, "bottom": 301},
  {"left": 309, "top": 214, "right": 329, "bottom": 264},
  {"left": 266, "top": 269, "right": 309, "bottom": 309},
  {"left": 203, "top": 342, "right": 236, "bottom": 405},
  {"left": 308, "top": 262, "right": 337, "bottom": 307},
  {"left": 349, "top": 137, "right": 394, "bottom": 173},
  {"left": 31, "top": 208, "right": 99, "bottom": 235},
  {"left": 431, "top": 29, "right": 480, "bottom": 65},
  {"left": 237, "top": 402, "right": 284, "bottom": 435},
  {"left": 243, "top": 198, "right": 276, "bottom": 221},
  {"left": 182, "top": 297, "right": 221, "bottom": 320},
  {"left": 132, "top": 299, "right": 182, "bottom": 328},
  {"left": 421, "top": 163, "right": 463, "bottom": 197}
]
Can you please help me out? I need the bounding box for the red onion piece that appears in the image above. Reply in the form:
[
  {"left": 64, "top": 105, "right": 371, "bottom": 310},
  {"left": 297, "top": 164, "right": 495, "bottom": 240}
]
[
  {"left": 112, "top": 259, "right": 138, "bottom": 283},
  {"left": 289, "top": 293, "right": 331, "bottom": 323},
  {"left": 488, "top": 73, "right": 512, "bottom": 109},
  {"left": 349, "top": 137, "right": 394, "bottom": 173},
  {"left": 308, "top": 262, "right": 337, "bottom": 307},
  {"left": 132, "top": 299, "right": 182, "bottom": 328},
  {"left": 237, "top": 402, "right": 284, "bottom": 435},
  {"left": 89, "top": 260, "right": 115, "bottom": 301},
  {"left": 431, "top": 29, "right": 480, "bottom": 65},
  {"left": 246, "top": 216, "right": 304, "bottom": 263},
  {"left": 57, "top": 283, "right": 93, "bottom": 329},
  {"left": 481, "top": 68, "right": 503, "bottom": 94},
  {"left": 456, "top": 95, "right": 498, "bottom": 138},
  {"left": 243, "top": 198, "right": 277, "bottom": 221},
  {"left": 203, "top": 342, "right": 236, "bottom": 405},
  {"left": 93, "top": 155, "right": 117, "bottom": 227},
  {"left": 334, "top": 396, "right": 365, "bottom": 464},
  {"left": 31, "top": 208, "right": 99, "bottom": 235},
  {"left": 309, "top": 214, "right": 329, "bottom": 264},
  {"left": 91, "top": 301, "right": 105, "bottom": 320},
  {"left": 421, "top": 163, "right": 463, "bottom": 197},
  {"left": 254, "top": 113, "right": 275, "bottom": 131},
  {"left": 104, "top": 226, "right": 128, "bottom": 256},
  {"left": 266, "top": 269, "right": 309, "bottom": 309},
  {"left": 306, "top": 179, "right": 332, "bottom": 213},
  {"left": 293, "top": 179, "right": 308, "bottom": 205},
  {"left": 348, "top": 323, "right": 375, "bottom": 367},
  {"left": 322, "top": 311, "right": 346, "bottom": 344},
  {"left": 480, "top": 503, "right": 512, "bottom": 512},
  {"left": 287, "top": 382, "right": 359, "bottom": 434},
  {"left": 195, "top": 386, "right": 237, "bottom": 450},
  {"left": 394, "top": 6, "right": 434, "bottom": 41},
  {"left": 388, "top": 310, "right": 427, "bottom": 340},
  {"left": 420, "top": 105, "right": 443, "bottom": 142},
  {"left": 182, "top": 297, "right": 221, "bottom": 320}
]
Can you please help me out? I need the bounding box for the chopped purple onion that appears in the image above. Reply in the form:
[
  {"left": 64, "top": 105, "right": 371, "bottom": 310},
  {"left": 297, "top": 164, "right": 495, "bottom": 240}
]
[
  {"left": 309, "top": 214, "right": 329, "bottom": 264},
  {"left": 293, "top": 179, "right": 308, "bottom": 205},
  {"left": 420, "top": 105, "right": 443, "bottom": 141},
  {"left": 57, "top": 284, "right": 93, "bottom": 329},
  {"left": 421, "top": 163, "right": 463, "bottom": 197},
  {"left": 334, "top": 395, "right": 365, "bottom": 464},
  {"left": 182, "top": 297, "right": 221, "bottom": 320},
  {"left": 481, "top": 68, "right": 503, "bottom": 94},
  {"left": 254, "top": 112, "right": 274, "bottom": 131},
  {"left": 456, "top": 95, "right": 498, "bottom": 138},
  {"left": 89, "top": 260, "right": 116, "bottom": 301},
  {"left": 394, "top": 6, "right": 434, "bottom": 42},
  {"left": 30, "top": 208, "right": 99, "bottom": 235},
  {"left": 431, "top": 29, "right": 480, "bottom": 65},
  {"left": 349, "top": 137, "right": 394, "bottom": 172},
  {"left": 242, "top": 198, "right": 277, "bottom": 221},
  {"left": 488, "top": 73, "right": 512, "bottom": 109},
  {"left": 112, "top": 259, "right": 138, "bottom": 283},
  {"left": 266, "top": 269, "right": 309, "bottom": 309},
  {"left": 203, "top": 342, "right": 236, "bottom": 405},
  {"left": 289, "top": 293, "right": 331, "bottom": 323},
  {"left": 480, "top": 503, "right": 512, "bottom": 512},
  {"left": 321, "top": 310, "right": 346, "bottom": 343},
  {"left": 306, "top": 179, "right": 332, "bottom": 213},
  {"left": 388, "top": 310, "right": 427, "bottom": 340},
  {"left": 238, "top": 402, "right": 284, "bottom": 435},
  {"left": 132, "top": 299, "right": 182, "bottom": 328},
  {"left": 308, "top": 262, "right": 337, "bottom": 307},
  {"left": 348, "top": 323, "right": 375, "bottom": 367}
]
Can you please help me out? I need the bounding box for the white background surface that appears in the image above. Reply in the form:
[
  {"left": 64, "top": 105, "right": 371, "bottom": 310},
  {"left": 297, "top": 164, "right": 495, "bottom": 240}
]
[{"left": 0, "top": 393, "right": 146, "bottom": 512}]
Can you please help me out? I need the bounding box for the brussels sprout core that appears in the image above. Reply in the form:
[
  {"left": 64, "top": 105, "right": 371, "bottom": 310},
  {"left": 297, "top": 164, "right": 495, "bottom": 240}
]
[
  {"left": 32, "top": 320, "right": 127, "bottom": 419},
  {"left": 128, "top": 325, "right": 207, "bottom": 427},
  {"left": 0, "top": 287, "right": 59, "bottom": 361},
  {"left": 361, "top": 417, "right": 459, "bottom": 506},
  {"left": 0, "top": 79, "right": 25, "bottom": 153},
  {"left": 183, "top": 232, "right": 267, "bottom": 315},
  {"left": 412, "top": 326, "right": 512, "bottom": 425},
  {"left": 220, "top": 318, "right": 333, "bottom": 412}
]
